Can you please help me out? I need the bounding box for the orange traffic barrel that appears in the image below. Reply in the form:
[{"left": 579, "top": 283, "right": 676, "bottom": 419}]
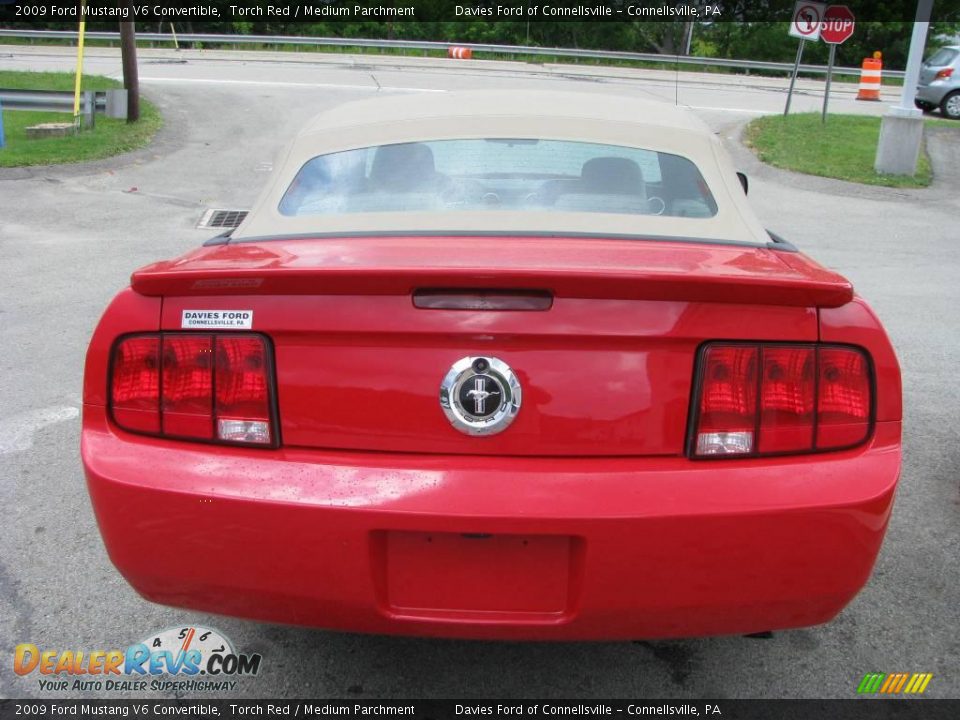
[
  {"left": 448, "top": 46, "right": 472, "bottom": 60},
  {"left": 857, "top": 53, "right": 882, "bottom": 101}
]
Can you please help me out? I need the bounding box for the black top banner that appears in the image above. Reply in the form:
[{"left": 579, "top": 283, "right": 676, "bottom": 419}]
[
  {"left": 1, "top": 700, "right": 960, "bottom": 720},
  {"left": 0, "top": 0, "right": 956, "bottom": 24}
]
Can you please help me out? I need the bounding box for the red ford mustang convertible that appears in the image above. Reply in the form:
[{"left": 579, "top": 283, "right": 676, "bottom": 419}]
[{"left": 82, "top": 91, "right": 901, "bottom": 640}]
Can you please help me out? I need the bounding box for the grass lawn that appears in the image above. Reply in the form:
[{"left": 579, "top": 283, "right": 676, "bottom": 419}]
[
  {"left": 742, "top": 113, "right": 950, "bottom": 188},
  {"left": 0, "top": 71, "right": 162, "bottom": 167}
]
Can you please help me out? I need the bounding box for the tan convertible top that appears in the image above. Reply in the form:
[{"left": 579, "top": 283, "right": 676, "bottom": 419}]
[
  {"left": 233, "top": 90, "right": 769, "bottom": 244},
  {"left": 296, "top": 89, "right": 711, "bottom": 137}
]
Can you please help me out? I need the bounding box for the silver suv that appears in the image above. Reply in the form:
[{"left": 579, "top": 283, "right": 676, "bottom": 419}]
[{"left": 916, "top": 45, "right": 960, "bottom": 119}]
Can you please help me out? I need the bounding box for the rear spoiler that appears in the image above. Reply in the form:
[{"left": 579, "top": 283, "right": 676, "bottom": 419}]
[
  {"left": 132, "top": 266, "right": 852, "bottom": 308},
  {"left": 132, "top": 234, "right": 852, "bottom": 308}
]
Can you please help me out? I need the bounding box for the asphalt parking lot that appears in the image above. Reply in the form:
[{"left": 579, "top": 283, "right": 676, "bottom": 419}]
[{"left": 1, "top": 46, "right": 958, "bottom": 700}]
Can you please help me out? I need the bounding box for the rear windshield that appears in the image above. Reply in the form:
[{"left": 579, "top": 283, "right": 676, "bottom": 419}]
[
  {"left": 278, "top": 139, "right": 718, "bottom": 219},
  {"left": 926, "top": 47, "right": 959, "bottom": 67}
]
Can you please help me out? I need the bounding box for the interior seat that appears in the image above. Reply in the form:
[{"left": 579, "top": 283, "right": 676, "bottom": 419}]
[
  {"left": 578, "top": 157, "right": 646, "bottom": 196},
  {"left": 537, "top": 156, "right": 646, "bottom": 207},
  {"left": 367, "top": 143, "right": 447, "bottom": 192}
]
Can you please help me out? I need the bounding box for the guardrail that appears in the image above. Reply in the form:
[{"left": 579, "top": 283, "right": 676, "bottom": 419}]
[
  {"left": 0, "top": 88, "right": 128, "bottom": 126},
  {"left": 0, "top": 28, "right": 906, "bottom": 80}
]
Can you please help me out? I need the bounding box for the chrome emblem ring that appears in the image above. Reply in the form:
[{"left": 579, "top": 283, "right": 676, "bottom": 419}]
[{"left": 440, "top": 356, "right": 521, "bottom": 436}]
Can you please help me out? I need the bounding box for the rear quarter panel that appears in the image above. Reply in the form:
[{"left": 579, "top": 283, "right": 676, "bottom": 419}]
[
  {"left": 83, "top": 289, "right": 161, "bottom": 407},
  {"left": 820, "top": 297, "right": 902, "bottom": 424}
]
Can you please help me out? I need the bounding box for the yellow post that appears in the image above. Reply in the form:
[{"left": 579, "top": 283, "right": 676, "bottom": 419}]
[
  {"left": 170, "top": 22, "right": 179, "bottom": 51},
  {"left": 72, "top": 0, "right": 88, "bottom": 124}
]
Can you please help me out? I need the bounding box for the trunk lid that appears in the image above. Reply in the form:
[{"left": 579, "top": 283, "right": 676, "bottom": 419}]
[{"left": 142, "top": 236, "right": 846, "bottom": 457}]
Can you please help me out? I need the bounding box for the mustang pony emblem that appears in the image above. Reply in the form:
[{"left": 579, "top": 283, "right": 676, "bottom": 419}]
[
  {"left": 440, "top": 357, "right": 522, "bottom": 436},
  {"left": 465, "top": 377, "right": 501, "bottom": 415}
]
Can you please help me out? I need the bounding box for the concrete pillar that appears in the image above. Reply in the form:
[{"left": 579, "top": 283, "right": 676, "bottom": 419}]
[
  {"left": 874, "top": 0, "right": 932, "bottom": 176},
  {"left": 105, "top": 89, "right": 128, "bottom": 119},
  {"left": 875, "top": 107, "right": 924, "bottom": 175}
]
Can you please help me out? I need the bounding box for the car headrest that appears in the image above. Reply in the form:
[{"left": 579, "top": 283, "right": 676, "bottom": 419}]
[
  {"left": 580, "top": 157, "right": 645, "bottom": 195},
  {"left": 369, "top": 143, "right": 437, "bottom": 190}
]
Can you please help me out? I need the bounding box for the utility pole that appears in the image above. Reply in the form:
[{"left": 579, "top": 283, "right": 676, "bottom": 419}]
[{"left": 119, "top": 9, "right": 140, "bottom": 123}]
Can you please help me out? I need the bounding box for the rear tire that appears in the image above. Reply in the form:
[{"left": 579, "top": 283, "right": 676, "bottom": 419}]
[
  {"left": 915, "top": 99, "right": 935, "bottom": 114},
  {"left": 941, "top": 91, "right": 960, "bottom": 120}
]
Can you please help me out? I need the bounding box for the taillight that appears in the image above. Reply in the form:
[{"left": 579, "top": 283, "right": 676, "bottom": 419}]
[
  {"left": 690, "top": 343, "right": 871, "bottom": 458},
  {"left": 215, "top": 336, "right": 272, "bottom": 444},
  {"left": 935, "top": 68, "right": 954, "bottom": 80},
  {"left": 759, "top": 346, "right": 815, "bottom": 454},
  {"left": 161, "top": 335, "right": 213, "bottom": 439},
  {"left": 111, "top": 336, "right": 160, "bottom": 434},
  {"left": 694, "top": 345, "right": 757, "bottom": 456},
  {"left": 816, "top": 346, "right": 871, "bottom": 450},
  {"left": 110, "top": 333, "right": 276, "bottom": 446}
]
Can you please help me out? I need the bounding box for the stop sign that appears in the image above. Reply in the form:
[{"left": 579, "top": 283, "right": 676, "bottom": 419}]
[{"left": 821, "top": 5, "right": 855, "bottom": 44}]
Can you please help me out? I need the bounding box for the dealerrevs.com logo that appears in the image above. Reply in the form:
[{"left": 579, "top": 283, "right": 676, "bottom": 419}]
[{"left": 14, "top": 626, "right": 262, "bottom": 693}]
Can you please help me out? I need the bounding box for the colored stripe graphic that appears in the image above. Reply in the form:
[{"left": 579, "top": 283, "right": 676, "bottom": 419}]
[
  {"left": 909, "top": 673, "right": 933, "bottom": 694},
  {"left": 858, "top": 673, "right": 932, "bottom": 694},
  {"left": 857, "top": 673, "right": 885, "bottom": 693}
]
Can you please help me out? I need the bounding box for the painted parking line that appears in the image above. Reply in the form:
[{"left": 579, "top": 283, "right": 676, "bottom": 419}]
[{"left": 0, "top": 406, "right": 79, "bottom": 456}]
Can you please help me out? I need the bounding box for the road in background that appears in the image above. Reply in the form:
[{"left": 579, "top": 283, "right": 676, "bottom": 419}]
[
  {"left": 1, "top": 46, "right": 958, "bottom": 700},
  {"left": 1, "top": 44, "right": 900, "bottom": 120}
]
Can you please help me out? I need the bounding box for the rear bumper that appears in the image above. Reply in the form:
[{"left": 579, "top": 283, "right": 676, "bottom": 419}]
[
  {"left": 82, "top": 406, "right": 901, "bottom": 641},
  {"left": 916, "top": 83, "right": 951, "bottom": 105}
]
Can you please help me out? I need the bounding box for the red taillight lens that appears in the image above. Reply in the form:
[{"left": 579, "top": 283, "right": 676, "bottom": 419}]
[
  {"left": 759, "top": 346, "right": 815, "bottom": 453},
  {"left": 935, "top": 68, "right": 954, "bottom": 80},
  {"left": 110, "top": 336, "right": 161, "bottom": 433},
  {"left": 691, "top": 343, "right": 871, "bottom": 458},
  {"left": 695, "top": 345, "right": 758, "bottom": 456},
  {"left": 161, "top": 335, "right": 214, "bottom": 439},
  {"left": 215, "top": 336, "right": 272, "bottom": 444},
  {"left": 110, "top": 333, "right": 275, "bottom": 446},
  {"left": 816, "top": 347, "right": 871, "bottom": 449}
]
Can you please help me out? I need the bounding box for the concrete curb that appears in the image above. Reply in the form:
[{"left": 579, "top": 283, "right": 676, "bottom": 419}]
[{"left": 725, "top": 117, "right": 958, "bottom": 205}]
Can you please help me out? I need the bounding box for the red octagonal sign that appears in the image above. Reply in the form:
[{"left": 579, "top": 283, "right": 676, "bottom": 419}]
[{"left": 821, "top": 5, "right": 855, "bottom": 44}]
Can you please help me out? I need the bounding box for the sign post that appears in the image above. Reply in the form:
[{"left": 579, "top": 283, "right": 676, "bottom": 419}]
[
  {"left": 822, "top": 43, "right": 837, "bottom": 123},
  {"left": 72, "top": 0, "right": 88, "bottom": 128},
  {"left": 785, "top": 1, "right": 825, "bottom": 116},
  {"left": 820, "top": 5, "right": 856, "bottom": 123}
]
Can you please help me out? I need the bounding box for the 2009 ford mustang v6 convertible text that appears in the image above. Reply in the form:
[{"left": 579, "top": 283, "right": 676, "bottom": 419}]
[{"left": 82, "top": 91, "right": 901, "bottom": 640}]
